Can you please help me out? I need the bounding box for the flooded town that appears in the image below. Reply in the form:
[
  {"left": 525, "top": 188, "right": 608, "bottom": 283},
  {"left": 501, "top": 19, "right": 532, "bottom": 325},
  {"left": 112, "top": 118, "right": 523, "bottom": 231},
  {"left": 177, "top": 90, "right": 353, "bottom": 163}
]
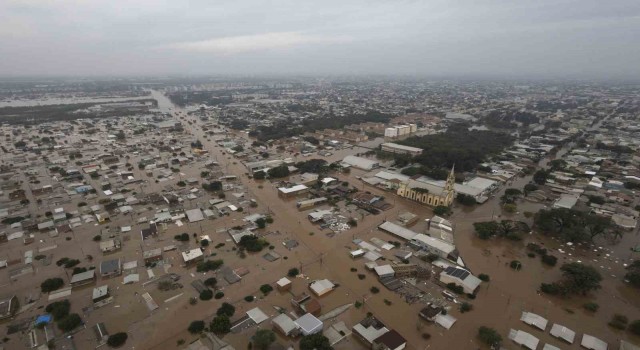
[{"left": 0, "top": 77, "right": 638, "bottom": 350}]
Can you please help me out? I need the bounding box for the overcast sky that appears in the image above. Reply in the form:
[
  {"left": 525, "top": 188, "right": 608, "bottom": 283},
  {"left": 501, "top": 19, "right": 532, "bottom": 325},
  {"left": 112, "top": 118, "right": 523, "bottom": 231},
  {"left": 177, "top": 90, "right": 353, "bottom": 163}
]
[{"left": 1, "top": 0, "right": 639, "bottom": 79}]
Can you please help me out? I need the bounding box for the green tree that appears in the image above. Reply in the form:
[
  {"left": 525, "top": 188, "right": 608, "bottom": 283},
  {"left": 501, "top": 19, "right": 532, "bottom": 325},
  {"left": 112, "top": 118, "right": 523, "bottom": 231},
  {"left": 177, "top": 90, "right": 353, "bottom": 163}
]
[
  {"left": 199, "top": 289, "right": 213, "bottom": 301},
  {"left": 41, "top": 278, "right": 65, "bottom": 293},
  {"left": 533, "top": 170, "right": 548, "bottom": 185},
  {"left": 624, "top": 260, "right": 640, "bottom": 288},
  {"left": 253, "top": 171, "right": 266, "bottom": 180},
  {"left": 299, "top": 333, "right": 332, "bottom": 350},
  {"left": 107, "top": 332, "right": 128, "bottom": 347},
  {"left": 256, "top": 217, "right": 266, "bottom": 229},
  {"left": 268, "top": 165, "right": 290, "bottom": 178},
  {"left": 628, "top": 320, "right": 640, "bottom": 336},
  {"left": 288, "top": 268, "right": 299, "bottom": 277},
  {"left": 57, "top": 313, "right": 82, "bottom": 332},
  {"left": 210, "top": 315, "right": 231, "bottom": 334},
  {"left": 478, "top": 326, "right": 502, "bottom": 347},
  {"left": 433, "top": 205, "right": 450, "bottom": 216},
  {"left": 216, "top": 302, "right": 235, "bottom": 317},
  {"left": 46, "top": 300, "right": 70, "bottom": 320},
  {"left": 252, "top": 329, "right": 276, "bottom": 350},
  {"left": 188, "top": 320, "right": 205, "bottom": 334}
]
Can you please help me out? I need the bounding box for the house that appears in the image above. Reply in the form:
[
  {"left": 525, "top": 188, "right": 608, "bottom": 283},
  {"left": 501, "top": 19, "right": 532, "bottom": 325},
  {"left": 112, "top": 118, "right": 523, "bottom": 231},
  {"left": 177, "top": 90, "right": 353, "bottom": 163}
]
[
  {"left": 70, "top": 269, "right": 96, "bottom": 287},
  {"left": 520, "top": 311, "right": 548, "bottom": 331},
  {"left": 183, "top": 332, "right": 235, "bottom": 350},
  {"left": 182, "top": 248, "right": 204, "bottom": 265},
  {"left": 381, "top": 143, "right": 423, "bottom": 156},
  {"left": 372, "top": 329, "right": 407, "bottom": 350},
  {"left": 100, "top": 259, "right": 122, "bottom": 278},
  {"left": 272, "top": 313, "right": 298, "bottom": 337},
  {"left": 439, "top": 266, "right": 482, "bottom": 294},
  {"left": 93, "top": 322, "right": 109, "bottom": 344},
  {"left": 341, "top": 155, "right": 379, "bottom": 170},
  {"left": 418, "top": 304, "right": 443, "bottom": 322},
  {"left": 99, "top": 239, "right": 121, "bottom": 254},
  {"left": 276, "top": 277, "right": 292, "bottom": 292},
  {"left": 294, "top": 313, "right": 323, "bottom": 336},
  {"left": 143, "top": 248, "right": 163, "bottom": 264},
  {"left": 550, "top": 323, "right": 575, "bottom": 344},
  {"left": 278, "top": 184, "right": 309, "bottom": 199},
  {"left": 374, "top": 265, "right": 395, "bottom": 279},
  {"left": 309, "top": 279, "right": 335, "bottom": 297},
  {"left": 0, "top": 295, "right": 18, "bottom": 320},
  {"left": 141, "top": 223, "right": 158, "bottom": 240},
  {"left": 509, "top": 329, "right": 539, "bottom": 350},
  {"left": 581, "top": 334, "right": 608, "bottom": 350},
  {"left": 92, "top": 286, "right": 110, "bottom": 303},
  {"left": 352, "top": 317, "right": 389, "bottom": 347}
]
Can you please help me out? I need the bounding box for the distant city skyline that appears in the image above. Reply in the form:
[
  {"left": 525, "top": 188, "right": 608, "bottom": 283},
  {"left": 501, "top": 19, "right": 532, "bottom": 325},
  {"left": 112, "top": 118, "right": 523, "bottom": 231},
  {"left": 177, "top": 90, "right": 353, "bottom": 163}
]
[{"left": 1, "top": 0, "right": 639, "bottom": 79}]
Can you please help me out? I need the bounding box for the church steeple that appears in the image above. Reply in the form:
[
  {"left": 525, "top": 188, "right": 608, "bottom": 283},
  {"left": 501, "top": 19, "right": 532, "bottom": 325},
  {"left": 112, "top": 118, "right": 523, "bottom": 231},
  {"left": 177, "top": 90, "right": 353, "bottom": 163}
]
[{"left": 444, "top": 165, "right": 455, "bottom": 205}]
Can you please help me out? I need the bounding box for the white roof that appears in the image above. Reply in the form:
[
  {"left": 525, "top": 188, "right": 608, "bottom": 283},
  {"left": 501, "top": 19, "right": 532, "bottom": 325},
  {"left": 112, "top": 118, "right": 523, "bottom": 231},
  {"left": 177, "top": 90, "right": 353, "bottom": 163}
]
[
  {"left": 581, "top": 334, "right": 608, "bottom": 350},
  {"left": 181, "top": 248, "right": 203, "bottom": 262},
  {"left": 412, "top": 234, "right": 456, "bottom": 255},
  {"left": 310, "top": 279, "right": 335, "bottom": 296},
  {"left": 92, "top": 285, "right": 108, "bottom": 300},
  {"left": 246, "top": 307, "right": 268, "bottom": 324},
  {"left": 276, "top": 277, "right": 291, "bottom": 287},
  {"left": 353, "top": 322, "right": 389, "bottom": 343},
  {"left": 520, "top": 311, "right": 548, "bottom": 331},
  {"left": 374, "top": 265, "right": 395, "bottom": 276},
  {"left": 465, "top": 177, "right": 497, "bottom": 191},
  {"left": 70, "top": 269, "right": 95, "bottom": 283},
  {"left": 381, "top": 143, "right": 423, "bottom": 153},
  {"left": 278, "top": 184, "right": 308, "bottom": 193},
  {"left": 434, "top": 314, "right": 457, "bottom": 330},
  {"left": 543, "top": 344, "right": 561, "bottom": 350},
  {"left": 272, "top": 313, "right": 297, "bottom": 334},
  {"left": 550, "top": 323, "right": 575, "bottom": 344},
  {"left": 374, "top": 170, "right": 410, "bottom": 182},
  {"left": 295, "top": 313, "right": 323, "bottom": 335},
  {"left": 553, "top": 194, "right": 579, "bottom": 209},
  {"left": 123, "top": 274, "right": 139, "bottom": 284},
  {"left": 342, "top": 155, "right": 378, "bottom": 169},
  {"left": 620, "top": 340, "right": 640, "bottom": 350},
  {"left": 185, "top": 208, "right": 204, "bottom": 222},
  {"left": 509, "top": 329, "right": 540, "bottom": 350},
  {"left": 378, "top": 221, "right": 418, "bottom": 240}
]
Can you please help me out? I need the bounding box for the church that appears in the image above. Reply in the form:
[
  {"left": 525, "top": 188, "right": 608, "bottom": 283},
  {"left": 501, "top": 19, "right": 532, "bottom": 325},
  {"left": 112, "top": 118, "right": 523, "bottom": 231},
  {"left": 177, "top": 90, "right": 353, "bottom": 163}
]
[{"left": 397, "top": 167, "right": 456, "bottom": 207}]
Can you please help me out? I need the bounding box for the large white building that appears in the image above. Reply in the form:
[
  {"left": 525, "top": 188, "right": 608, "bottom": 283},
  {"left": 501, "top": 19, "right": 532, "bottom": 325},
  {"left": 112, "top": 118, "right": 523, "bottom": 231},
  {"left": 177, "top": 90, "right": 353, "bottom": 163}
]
[{"left": 381, "top": 143, "right": 423, "bottom": 156}]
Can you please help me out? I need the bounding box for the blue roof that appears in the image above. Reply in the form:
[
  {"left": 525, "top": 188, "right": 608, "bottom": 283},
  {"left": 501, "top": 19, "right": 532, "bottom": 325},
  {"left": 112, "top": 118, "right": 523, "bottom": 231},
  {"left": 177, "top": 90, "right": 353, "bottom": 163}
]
[{"left": 36, "top": 314, "right": 52, "bottom": 325}]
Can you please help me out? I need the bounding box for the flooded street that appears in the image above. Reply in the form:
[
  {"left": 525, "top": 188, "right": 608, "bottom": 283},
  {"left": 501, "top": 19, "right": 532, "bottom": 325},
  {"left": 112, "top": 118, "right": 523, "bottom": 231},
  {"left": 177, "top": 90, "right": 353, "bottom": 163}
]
[{"left": 144, "top": 91, "right": 640, "bottom": 350}]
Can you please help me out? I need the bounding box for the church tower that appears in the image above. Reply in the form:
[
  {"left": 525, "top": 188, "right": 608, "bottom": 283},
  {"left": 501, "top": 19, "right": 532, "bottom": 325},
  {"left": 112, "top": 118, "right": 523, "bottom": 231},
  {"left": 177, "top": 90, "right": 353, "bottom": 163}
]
[{"left": 444, "top": 165, "right": 455, "bottom": 206}]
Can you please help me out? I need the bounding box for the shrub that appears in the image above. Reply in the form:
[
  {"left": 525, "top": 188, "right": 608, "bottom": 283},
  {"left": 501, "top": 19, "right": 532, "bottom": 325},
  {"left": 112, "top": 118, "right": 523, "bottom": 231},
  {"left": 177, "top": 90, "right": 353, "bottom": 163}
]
[
  {"left": 287, "top": 268, "right": 299, "bottom": 277},
  {"left": 188, "top": 320, "right": 205, "bottom": 334},
  {"left": 354, "top": 301, "right": 363, "bottom": 308},
  {"left": 446, "top": 283, "right": 464, "bottom": 294},
  {"left": 541, "top": 254, "right": 558, "bottom": 266},
  {"left": 244, "top": 295, "right": 255, "bottom": 302},
  {"left": 204, "top": 278, "right": 217, "bottom": 288},
  {"left": 260, "top": 284, "right": 273, "bottom": 295},
  {"left": 370, "top": 287, "right": 380, "bottom": 294},
  {"left": 540, "top": 283, "right": 562, "bottom": 295},
  {"left": 199, "top": 290, "right": 213, "bottom": 301},
  {"left": 422, "top": 333, "right": 431, "bottom": 340},
  {"left": 93, "top": 235, "right": 102, "bottom": 241},
  {"left": 196, "top": 259, "right": 224, "bottom": 272},
  {"left": 583, "top": 302, "right": 599, "bottom": 312},
  {"left": 629, "top": 320, "right": 640, "bottom": 336},
  {"left": 350, "top": 267, "right": 357, "bottom": 272},
  {"left": 57, "top": 313, "right": 82, "bottom": 332},
  {"left": 478, "top": 326, "right": 502, "bottom": 347},
  {"left": 510, "top": 260, "right": 522, "bottom": 270},
  {"left": 478, "top": 274, "right": 490, "bottom": 282},
  {"left": 214, "top": 291, "right": 225, "bottom": 299},
  {"left": 41, "top": 278, "right": 65, "bottom": 293},
  {"left": 609, "top": 314, "right": 628, "bottom": 330},
  {"left": 107, "top": 332, "right": 128, "bottom": 348},
  {"left": 460, "top": 302, "right": 473, "bottom": 313},
  {"left": 358, "top": 274, "right": 366, "bottom": 280}
]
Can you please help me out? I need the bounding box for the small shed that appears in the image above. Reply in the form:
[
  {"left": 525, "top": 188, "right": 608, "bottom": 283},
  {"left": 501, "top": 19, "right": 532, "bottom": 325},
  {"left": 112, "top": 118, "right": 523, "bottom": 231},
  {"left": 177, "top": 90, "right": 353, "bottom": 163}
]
[
  {"left": 276, "top": 277, "right": 292, "bottom": 292},
  {"left": 374, "top": 265, "right": 395, "bottom": 279},
  {"left": 309, "top": 279, "right": 335, "bottom": 297}
]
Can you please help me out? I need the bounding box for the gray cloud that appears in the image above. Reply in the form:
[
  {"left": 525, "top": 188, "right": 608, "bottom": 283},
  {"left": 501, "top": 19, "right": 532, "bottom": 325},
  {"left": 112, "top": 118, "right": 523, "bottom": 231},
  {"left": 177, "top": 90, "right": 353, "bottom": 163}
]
[{"left": 1, "top": 0, "right": 639, "bottom": 79}]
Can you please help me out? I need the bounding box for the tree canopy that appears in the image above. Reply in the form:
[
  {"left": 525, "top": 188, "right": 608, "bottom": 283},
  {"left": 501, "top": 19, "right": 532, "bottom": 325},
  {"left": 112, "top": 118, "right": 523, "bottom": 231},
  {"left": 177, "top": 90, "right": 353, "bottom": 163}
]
[
  {"left": 478, "top": 326, "right": 502, "bottom": 347},
  {"left": 541, "top": 262, "right": 602, "bottom": 296},
  {"left": 267, "top": 165, "right": 290, "bottom": 178},
  {"left": 398, "top": 123, "right": 513, "bottom": 172},
  {"left": 534, "top": 208, "right": 612, "bottom": 243},
  {"left": 252, "top": 329, "right": 276, "bottom": 350},
  {"left": 299, "top": 333, "right": 333, "bottom": 350}
]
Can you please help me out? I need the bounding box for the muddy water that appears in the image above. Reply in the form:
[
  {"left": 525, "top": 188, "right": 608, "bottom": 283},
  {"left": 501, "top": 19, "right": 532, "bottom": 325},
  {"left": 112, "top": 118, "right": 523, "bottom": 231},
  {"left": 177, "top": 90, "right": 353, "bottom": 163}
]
[{"left": 142, "top": 92, "right": 640, "bottom": 350}]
